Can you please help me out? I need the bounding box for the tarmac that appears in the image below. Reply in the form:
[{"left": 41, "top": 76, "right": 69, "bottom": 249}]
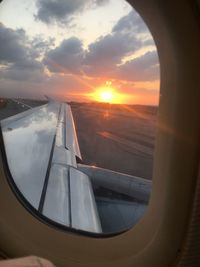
[
  {"left": 70, "top": 102, "right": 157, "bottom": 179},
  {"left": 0, "top": 99, "right": 157, "bottom": 180}
]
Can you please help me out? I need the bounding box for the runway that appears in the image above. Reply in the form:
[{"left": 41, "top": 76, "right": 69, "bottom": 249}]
[
  {"left": 98, "top": 131, "right": 153, "bottom": 157},
  {"left": 71, "top": 103, "right": 157, "bottom": 179},
  {"left": 0, "top": 99, "right": 157, "bottom": 180}
]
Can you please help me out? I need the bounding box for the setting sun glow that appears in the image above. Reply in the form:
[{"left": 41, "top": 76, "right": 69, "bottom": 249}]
[
  {"left": 91, "top": 85, "right": 124, "bottom": 104},
  {"left": 100, "top": 90, "right": 113, "bottom": 102}
]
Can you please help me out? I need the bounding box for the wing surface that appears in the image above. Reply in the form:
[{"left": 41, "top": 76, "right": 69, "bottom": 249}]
[
  {"left": 1, "top": 99, "right": 151, "bottom": 234},
  {"left": 1, "top": 101, "right": 102, "bottom": 233}
]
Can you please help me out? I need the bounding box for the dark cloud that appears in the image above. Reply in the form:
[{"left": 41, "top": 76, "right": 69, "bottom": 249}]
[
  {"left": 113, "top": 10, "right": 149, "bottom": 35},
  {"left": 84, "top": 32, "right": 141, "bottom": 74},
  {"left": 1, "top": 60, "right": 45, "bottom": 82},
  {"left": 113, "top": 10, "right": 155, "bottom": 47},
  {"left": 0, "top": 23, "right": 46, "bottom": 82},
  {"left": 31, "top": 36, "right": 55, "bottom": 56},
  {"left": 44, "top": 37, "right": 158, "bottom": 82},
  {"left": 113, "top": 10, "right": 148, "bottom": 34},
  {"left": 43, "top": 37, "right": 84, "bottom": 73},
  {"left": 0, "top": 6, "right": 159, "bottom": 98},
  {"left": 35, "top": 0, "right": 110, "bottom": 24},
  {"left": 43, "top": 31, "right": 141, "bottom": 77},
  {"left": 81, "top": 10, "right": 156, "bottom": 78},
  {"left": 35, "top": 0, "right": 85, "bottom": 24},
  {"left": 81, "top": 11, "right": 146, "bottom": 76},
  {"left": 117, "top": 51, "right": 159, "bottom": 81},
  {"left": 41, "top": 7, "right": 158, "bottom": 82},
  {"left": 0, "top": 23, "right": 27, "bottom": 63}
]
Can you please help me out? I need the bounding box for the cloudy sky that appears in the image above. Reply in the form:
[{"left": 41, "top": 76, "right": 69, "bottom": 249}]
[{"left": 0, "top": 0, "right": 160, "bottom": 105}]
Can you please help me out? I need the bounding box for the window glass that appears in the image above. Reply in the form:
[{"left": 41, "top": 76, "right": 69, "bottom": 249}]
[{"left": 0, "top": 0, "right": 159, "bottom": 235}]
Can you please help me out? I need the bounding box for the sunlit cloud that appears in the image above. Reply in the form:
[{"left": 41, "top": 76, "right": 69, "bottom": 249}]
[{"left": 0, "top": 0, "right": 160, "bottom": 105}]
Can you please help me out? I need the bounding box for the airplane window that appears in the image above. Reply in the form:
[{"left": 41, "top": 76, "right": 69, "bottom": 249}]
[{"left": 0, "top": 0, "right": 159, "bottom": 235}]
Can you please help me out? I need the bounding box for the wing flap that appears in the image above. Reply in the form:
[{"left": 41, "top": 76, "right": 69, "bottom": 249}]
[
  {"left": 42, "top": 164, "right": 70, "bottom": 226},
  {"left": 70, "top": 167, "right": 102, "bottom": 233}
]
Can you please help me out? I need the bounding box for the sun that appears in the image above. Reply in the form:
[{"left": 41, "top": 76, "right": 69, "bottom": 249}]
[
  {"left": 100, "top": 90, "right": 113, "bottom": 103},
  {"left": 90, "top": 83, "right": 125, "bottom": 104},
  {"left": 95, "top": 87, "right": 118, "bottom": 103}
]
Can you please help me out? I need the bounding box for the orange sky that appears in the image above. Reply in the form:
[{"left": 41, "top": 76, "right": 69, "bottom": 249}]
[
  {"left": 51, "top": 74, "right": 160, "bottom": 105},
  {"left": 0, "top": 0, "right": 160, "bottom": 106}
]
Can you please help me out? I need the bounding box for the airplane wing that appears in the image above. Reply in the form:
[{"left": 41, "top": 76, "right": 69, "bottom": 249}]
[{"left": 0, "top": 100, "right": 151, "bottom": 234}]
